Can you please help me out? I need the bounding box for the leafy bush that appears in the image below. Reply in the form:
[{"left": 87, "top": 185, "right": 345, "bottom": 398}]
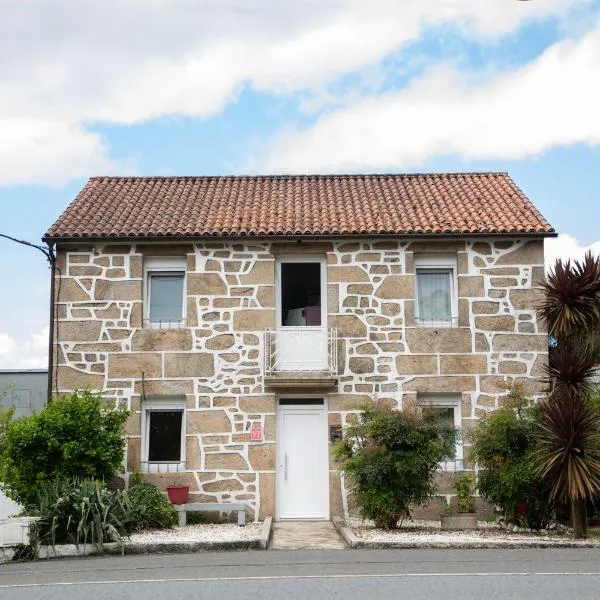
[
  {"left": 127, "top": 483, "right": 178, "bottom": 531},
  {"left": 30, "top": 478, "right": 130, "bottom": 553},
  {"left": 0, "top": 405, "right": 14, "bottom": 451},
  {"left": 448, "top": 474, "right": 476, "bottom": 514},
  {"left": 333, "top": 403, "right": 456, "bottom": 529},
  {"left": 0, "top": 390, "right": 129, "bottom": 506},
  {"left": 470, "top": 386, "right": 553, "bottom": 529}
]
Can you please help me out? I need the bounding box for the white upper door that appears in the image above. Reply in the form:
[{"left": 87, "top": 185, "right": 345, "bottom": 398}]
[
  {"left": 276, "top": 257, "right": 328, "bottom": 371},
  {"left": 276, "top": 399, "right": 329, "bottom": 520}
]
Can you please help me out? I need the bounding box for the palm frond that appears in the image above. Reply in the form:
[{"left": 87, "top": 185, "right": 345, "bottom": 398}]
[
  {"left": 535, "top": 391, "right": 600, "bottom": 502},
  {"left": 545, "top": 344, "right": 598, "bottom": 403},
  {"left": 538, "top": 251, "right": 600, "bottom": 341}
]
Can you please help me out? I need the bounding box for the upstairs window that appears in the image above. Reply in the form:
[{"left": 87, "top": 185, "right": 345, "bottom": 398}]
[
  {"left": 144, "top": 257, "right": 186, "bottom": 328},
  {"left": 142, "top": 397, "right": 186, "bottom": 473},
  {"left": 414, "top": 255, "right": 457, "bottom": 326}
]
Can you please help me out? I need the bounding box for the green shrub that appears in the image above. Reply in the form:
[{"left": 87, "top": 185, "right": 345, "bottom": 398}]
[
  {"left": 333, "top": 403, "right": 456, "bottom": 529},
  {"left": 449, "top": 474, "right": 476, "bottom": 514},
  {"left": 0, "top": 405, "right": 14, "bottom": 452},
  {"left": 0, "top": 390, "right": 129, "bottom": 506},
  {"left": 470, "top": 386, "right": 553, "bottom": 529},
  {"left": 129, "top": 469, "right": 146, "bottom": 487},
  {"left": 30, "top": 478, "right": 130, "bottom": 553},
  {"left": 127, "top": 483, "right": 178, "bottom": 531}
]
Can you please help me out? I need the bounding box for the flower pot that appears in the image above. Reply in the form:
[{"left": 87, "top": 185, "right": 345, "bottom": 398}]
[
  {"left": 167, "top": 485, "right": 190, "bottom": 504},
  {"left": 441, "top": 513, "right": 478, "bottom": 530}
]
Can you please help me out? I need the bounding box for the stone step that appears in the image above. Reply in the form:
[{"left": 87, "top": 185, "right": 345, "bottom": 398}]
[{"left": 269, "top": 520, "right": 347, "bottom": 550}]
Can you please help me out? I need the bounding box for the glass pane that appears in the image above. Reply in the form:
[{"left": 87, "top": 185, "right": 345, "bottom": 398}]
[
  {"left": 422, "top": 406, "right": 455, "bottom": 427},
  {"left": 149, "top": 272, "right": 184, "bottom": 322},
  {"left": 417, "top": 270, "right": 452, "bottom": 322},
  {"left": 422, "top": 406, "right": 456, "bottom": 458},
  {"left": 148, "top": 411, "right": 182, "bottom": 462},
  {"left": 280, "top": 262, "right": 321, "bottom": 326}
]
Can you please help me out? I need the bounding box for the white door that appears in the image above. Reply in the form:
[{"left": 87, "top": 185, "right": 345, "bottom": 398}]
[
  {"left": 276, "top": 399, "right": 329, "bottom": 520},
  {"left": 276, "top": 258, "right": 328, "bottom": 371}
]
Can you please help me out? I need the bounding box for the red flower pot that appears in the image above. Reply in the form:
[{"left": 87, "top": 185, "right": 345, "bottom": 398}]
[{"left": 167, "top": 485, "right": 189, "bottom": 504}]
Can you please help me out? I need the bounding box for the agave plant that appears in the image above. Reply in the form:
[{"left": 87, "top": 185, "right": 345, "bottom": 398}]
[
  {"left": 31, "top": 478, "right": 131, "bottom": 555},
  {"left": 536, "top": 252, "right": 600, "bottom": 538}
]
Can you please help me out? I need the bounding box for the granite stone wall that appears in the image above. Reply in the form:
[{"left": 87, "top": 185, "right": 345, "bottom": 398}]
[{"left": 52, "top": 237, "right": 547, "bottom": 520}]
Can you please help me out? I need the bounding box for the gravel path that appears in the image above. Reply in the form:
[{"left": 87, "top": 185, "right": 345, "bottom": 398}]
[{"left": 127, "top": 523, "right": 263, "bottom": 544}]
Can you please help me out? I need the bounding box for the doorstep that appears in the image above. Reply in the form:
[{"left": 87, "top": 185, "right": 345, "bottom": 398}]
[{"left": 269, "top": 520, "right": 347, "bottom": 550}]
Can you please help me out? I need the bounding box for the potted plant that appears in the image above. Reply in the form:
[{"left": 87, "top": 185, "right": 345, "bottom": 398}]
[
  {"left": 441, "top": 474, "right": 478, "bottom": 530},
  {"left": 166, "top": 480, "right": 190, "bottom": 505}
]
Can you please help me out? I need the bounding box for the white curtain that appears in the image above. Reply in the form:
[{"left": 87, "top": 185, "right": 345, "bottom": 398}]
[{"left": 417, "top": 270, "right": 451, "bottom": 322}]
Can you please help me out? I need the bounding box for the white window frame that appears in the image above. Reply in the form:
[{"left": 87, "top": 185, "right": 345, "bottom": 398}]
[
  {"left": 143, "top": 257, "right": 187, "bottom": 328},
  {"left": 276, "top": 256, "right": 327, "bottom": 329},
  {"left": 414, "top": 254, "right": 457, "bottom": 328},
  {"left": 418, "top": 394, "right": 463, "bottom": 471},
  {"left": 141, "top": 397, "right": 186, "bottom": 473}
]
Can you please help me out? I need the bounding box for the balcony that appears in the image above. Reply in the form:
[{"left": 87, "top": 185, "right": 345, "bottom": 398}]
[{"left": 263, "top": 327, "right": 338, "bottom": 391}]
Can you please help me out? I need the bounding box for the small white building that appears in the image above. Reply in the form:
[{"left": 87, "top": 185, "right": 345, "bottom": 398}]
[{"left": 0, "top": 369, "right": 47, "bottom": 519}]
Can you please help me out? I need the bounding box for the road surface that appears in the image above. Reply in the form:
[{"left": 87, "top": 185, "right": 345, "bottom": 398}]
[{"left": 1, "top": 548, "right": 599, "bottom": 599}]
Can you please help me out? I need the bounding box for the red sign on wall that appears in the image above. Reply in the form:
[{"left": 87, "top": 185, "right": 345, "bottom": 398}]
[{"left": 250, "top": 425, "right": 263, "bottom": 441}]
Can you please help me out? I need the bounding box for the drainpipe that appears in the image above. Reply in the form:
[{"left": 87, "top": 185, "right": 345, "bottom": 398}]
[{"left": 46, "top": 242, "right": 56, "bottom": 402}]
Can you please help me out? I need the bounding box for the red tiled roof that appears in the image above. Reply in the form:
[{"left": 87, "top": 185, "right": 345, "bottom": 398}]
[{"left": 44, "top": 173, "right": 555, "bottom": 240}]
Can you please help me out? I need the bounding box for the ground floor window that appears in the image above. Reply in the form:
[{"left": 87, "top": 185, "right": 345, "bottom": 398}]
[
  {"left": 142, "top": 397, "right": 186, "bottom": 472},
  {"left": 418, "top": 394, "right": 462, "bottom": 469}
]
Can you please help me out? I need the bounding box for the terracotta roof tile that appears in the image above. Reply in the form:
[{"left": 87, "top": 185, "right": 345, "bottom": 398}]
[{"left": 44, "top": 173, "right": 555, "bottom": 240}]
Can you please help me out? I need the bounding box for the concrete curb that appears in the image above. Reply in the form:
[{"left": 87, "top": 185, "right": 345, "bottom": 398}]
[
  {"left": 259, "top": 516, "right": 273, "bottom": 550},
  {"left": 341, "top": 540, "right": 600, "bottom": 549},
  {"left": 331, "top": 517, "right": 600, "bottom": 549},
  {"left": 6, "top": 520, "right": 275, "bottom": 561},
  {"left": 332, "top": 516, "right": 359, "bottom": 548}
]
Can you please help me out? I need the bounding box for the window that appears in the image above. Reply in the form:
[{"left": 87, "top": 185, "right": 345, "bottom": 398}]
[
  {"left": 278, "top": 259, "right": 325, "bottom": 327},
  {"left": 418, "top": 395, "right": 462, "bottom": 469},
  {"left": 142, "top": 397, "right": 186, "bottom": 472},
  {"left": 144, "top": 257, "right": 186, "bottom": 327},
  {"left": 414, "top": 255, "right": 457, "bottom": 326}
]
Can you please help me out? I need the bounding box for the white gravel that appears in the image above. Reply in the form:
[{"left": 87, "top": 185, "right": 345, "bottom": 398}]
[
  {"left": 346, "top": 518, "right": 600, "bottom": 546},
  {"left": 127, "top": 523, "right": 263, "bottom": 544}
]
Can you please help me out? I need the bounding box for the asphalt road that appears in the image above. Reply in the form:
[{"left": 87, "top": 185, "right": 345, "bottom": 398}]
[{"left": 1, "top": 548, "right": 600, "bottom": 599}]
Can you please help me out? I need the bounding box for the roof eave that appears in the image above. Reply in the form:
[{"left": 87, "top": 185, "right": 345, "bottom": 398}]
[{"left": 43, "top": 230, "right": 558, "bottom": 245}]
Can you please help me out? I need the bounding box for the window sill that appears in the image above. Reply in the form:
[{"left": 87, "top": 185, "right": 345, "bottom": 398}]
[
  {"left": 141, "top": 461, "right": 185, "bottom": 473},
  {"left": 143, "top": 319, "right": 187, "bottom": 330},
  {"left": 415, "top": 317, "right": 458, "bottom": 329},
  {"left": 438, "top": 459, "right": 465, "bottom": 472}
]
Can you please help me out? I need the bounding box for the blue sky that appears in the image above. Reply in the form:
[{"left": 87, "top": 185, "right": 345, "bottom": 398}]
[{"left": 1, "top": 0, "right": 599, "bottom": 367}]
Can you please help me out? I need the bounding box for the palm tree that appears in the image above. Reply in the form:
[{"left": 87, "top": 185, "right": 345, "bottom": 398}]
[{"left": 536, "top": 252, "right": 600, "bottom": 538}]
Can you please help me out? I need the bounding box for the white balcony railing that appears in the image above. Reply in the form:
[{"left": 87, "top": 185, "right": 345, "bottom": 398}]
[{"left": 264, "top": 327, "right": 338, "bottom": 375}]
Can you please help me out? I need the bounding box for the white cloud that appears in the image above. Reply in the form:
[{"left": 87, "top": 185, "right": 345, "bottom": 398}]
[
  {"left": 0, "top": 0, "right": 591, "bottom": 184},
  {"left": 261, "top": 19, "right": 600, "bottom": 172},
  {"left": 0, "top": 119, "right": 119, "bottom": 187},
  {"left": 0, "top": 327, "right": 48, "bottom": 370},
  {"left": 545, "top": 234, "right": 600, "bottom": 271},
  {"left": 0, "top": 334, "right": 17, "bottom": 359}
]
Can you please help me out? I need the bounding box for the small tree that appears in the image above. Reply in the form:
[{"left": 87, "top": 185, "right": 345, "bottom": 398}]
[
  {"left": 470, "top": 386, "right": 553, "bottom": 529},
  {"left": 0, "top": 384, "right": 15, "bottom": 451},
  {"left": 0, "top": 390, "right": 129, "bottom": 507},
  {"left": 537, "top": 252, "right": 600, "bottom": 538},
  {"left": 333, "top": 403, "right": 456, "bottom": 529}
]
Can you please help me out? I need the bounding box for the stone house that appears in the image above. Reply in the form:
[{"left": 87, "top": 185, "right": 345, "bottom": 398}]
[{"left": 44, "top": 173, "right": 555, "bottom": 520}]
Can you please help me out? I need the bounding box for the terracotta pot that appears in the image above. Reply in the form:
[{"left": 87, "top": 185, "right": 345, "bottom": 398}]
[{"left": 167, "top": 485, "right": 190, "bottom": 504}]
